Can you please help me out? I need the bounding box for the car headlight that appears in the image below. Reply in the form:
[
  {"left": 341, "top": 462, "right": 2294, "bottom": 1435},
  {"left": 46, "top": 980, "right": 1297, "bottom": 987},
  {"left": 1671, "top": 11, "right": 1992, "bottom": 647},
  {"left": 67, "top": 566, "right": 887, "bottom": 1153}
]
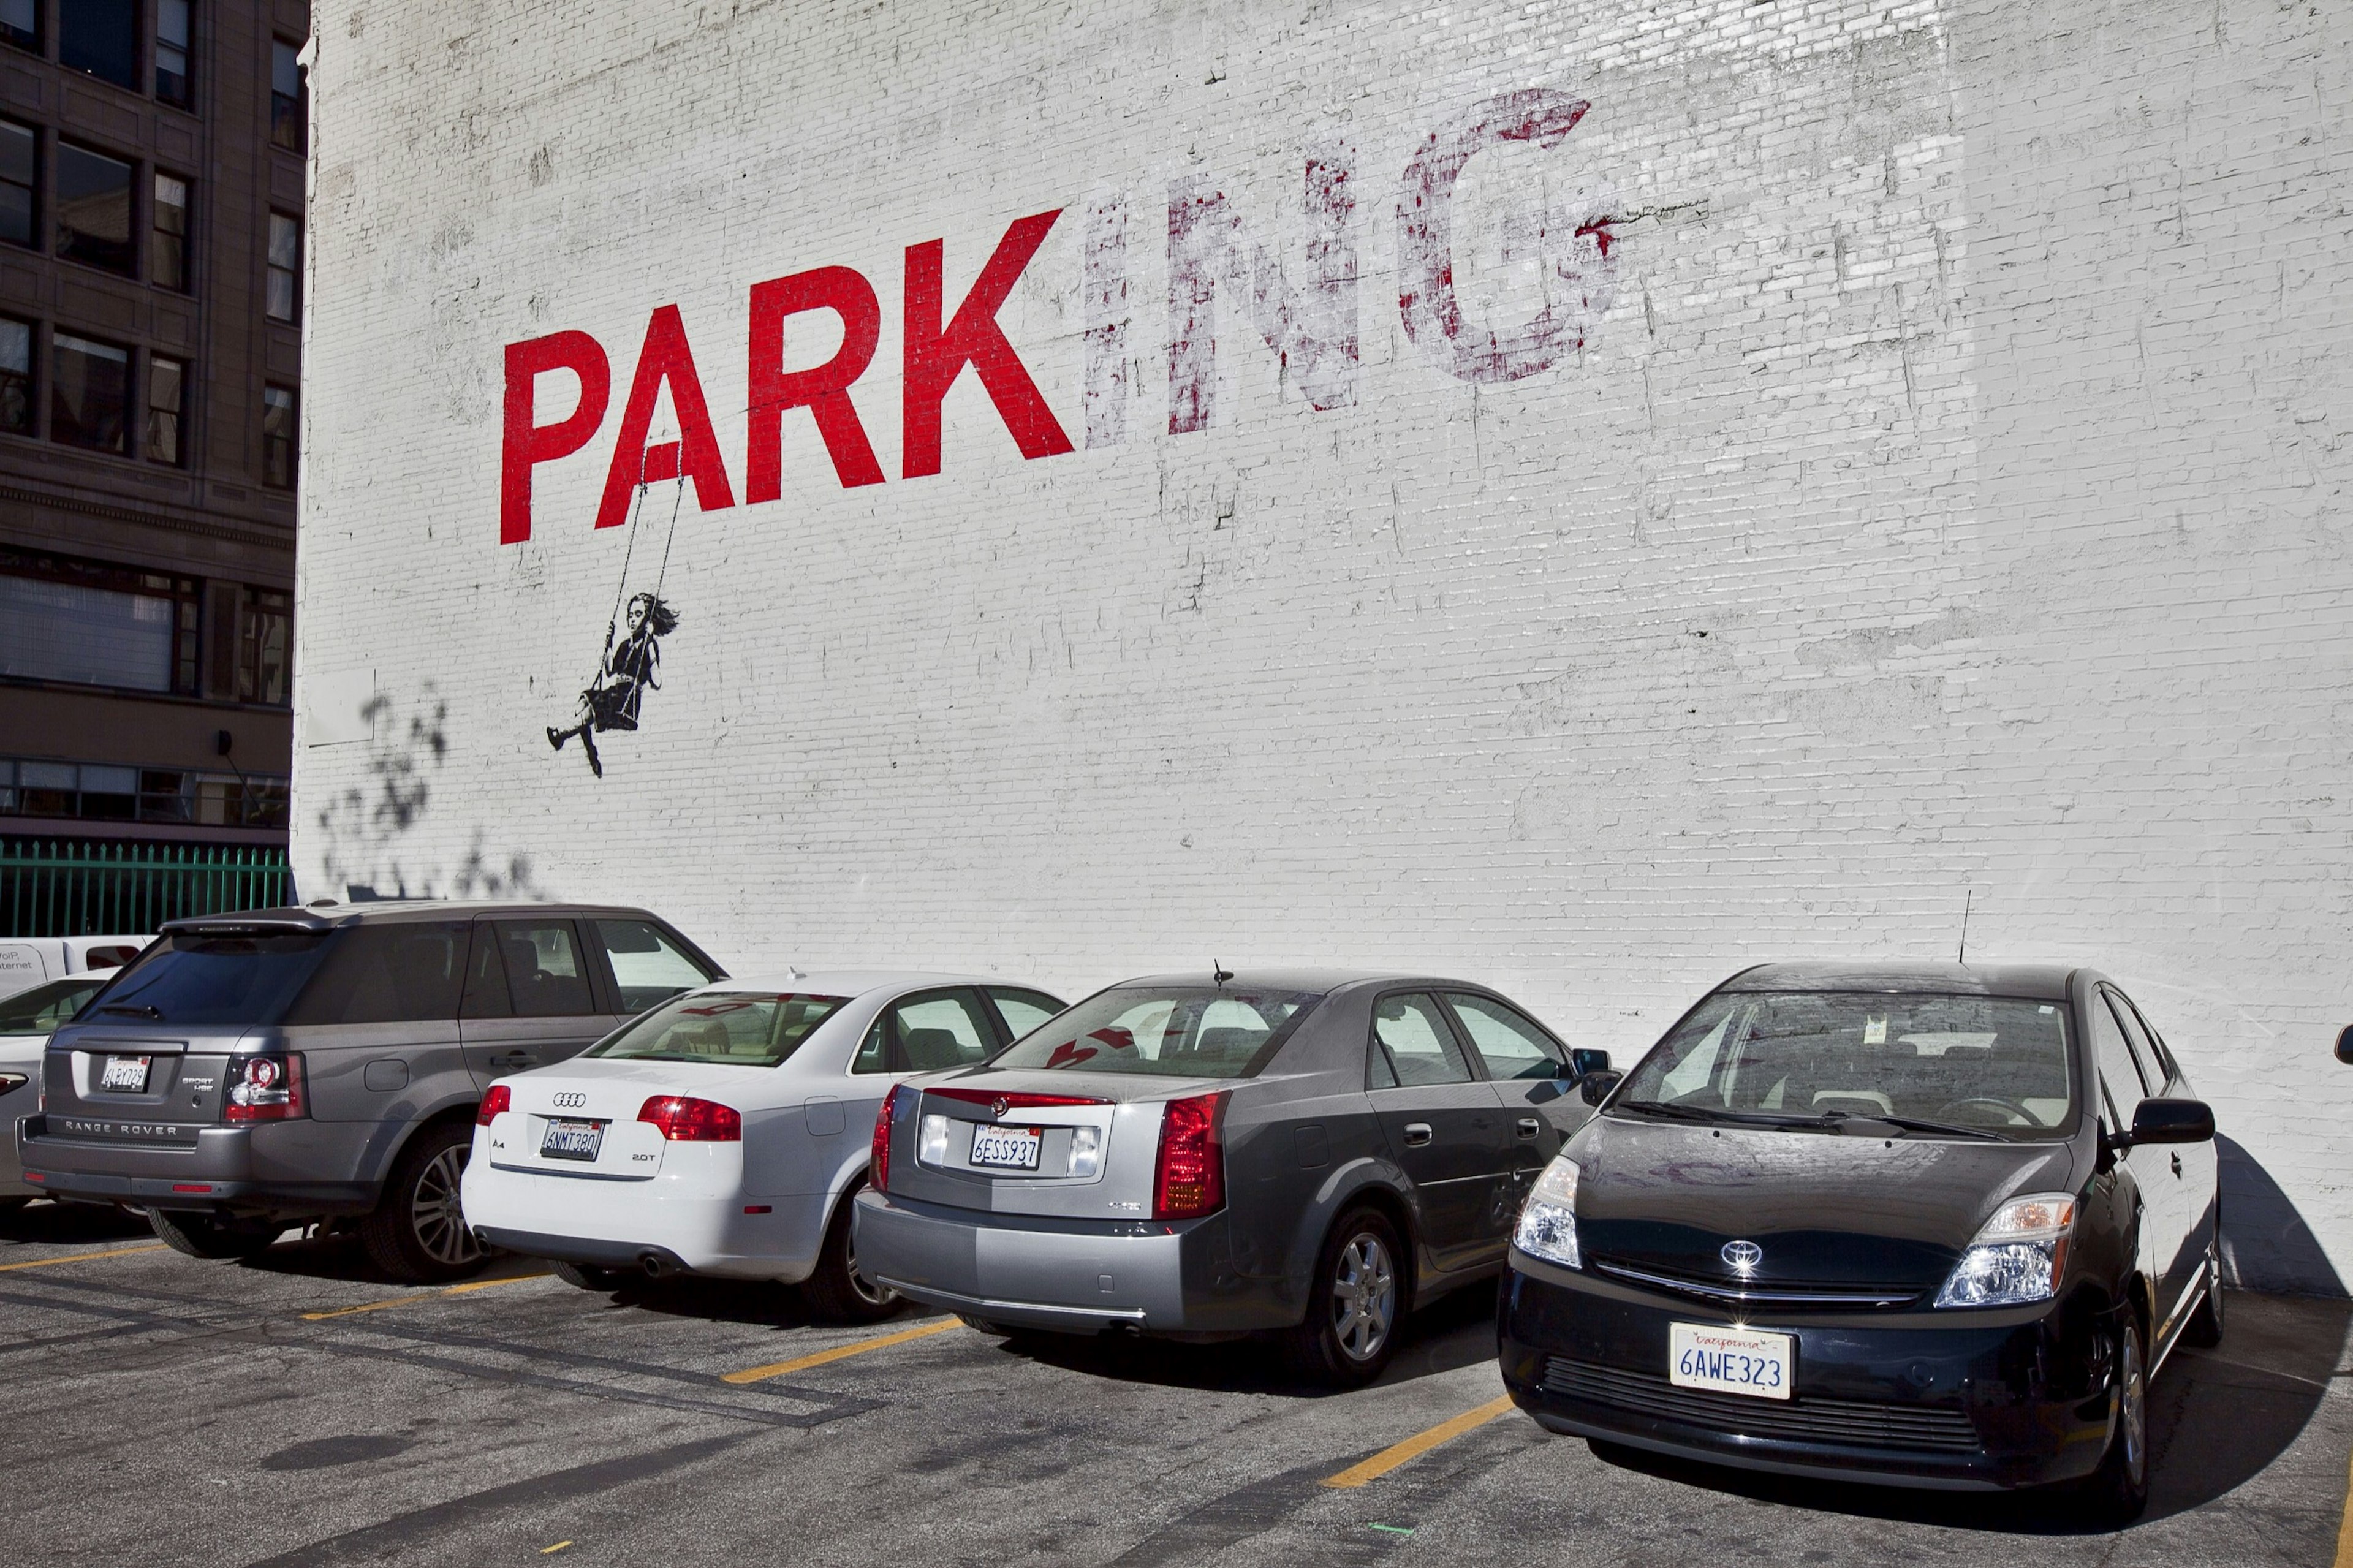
[
  {"left": 1933, "top": 1194, "right": 2076, "bottom": 1308},
  {"left": 1512, "top": 1156, "right": 1581, "bottom": 1269}
]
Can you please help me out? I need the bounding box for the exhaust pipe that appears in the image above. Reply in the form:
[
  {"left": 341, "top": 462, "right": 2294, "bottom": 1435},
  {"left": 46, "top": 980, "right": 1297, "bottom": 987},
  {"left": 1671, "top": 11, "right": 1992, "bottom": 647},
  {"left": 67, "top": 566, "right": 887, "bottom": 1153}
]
[{"left": 638, "top": 1251, "right": 671, "bottom": 1279}]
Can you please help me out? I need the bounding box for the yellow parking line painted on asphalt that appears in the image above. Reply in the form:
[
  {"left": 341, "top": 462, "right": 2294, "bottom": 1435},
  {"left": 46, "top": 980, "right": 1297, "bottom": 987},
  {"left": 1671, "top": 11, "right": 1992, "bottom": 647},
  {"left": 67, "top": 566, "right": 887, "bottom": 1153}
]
[
  {"left": 721, "top": 1317, "right": 964, "bottom": 1384},
  {"left": 2333, "top": 1442, "right": 2353, "bottom": 1568},
  {"left": 299, "top": 1271, "right": 548, "bottom": 1321},
  {"left": 0, "top": 1243, "right": 168, "bottom": 1273},
  {"left": 539, "top": 1542, "right": 575, "bottom": 1556},
  {"left": 1320, "top": 1393, "right": 1518, "bottom": 1489}
]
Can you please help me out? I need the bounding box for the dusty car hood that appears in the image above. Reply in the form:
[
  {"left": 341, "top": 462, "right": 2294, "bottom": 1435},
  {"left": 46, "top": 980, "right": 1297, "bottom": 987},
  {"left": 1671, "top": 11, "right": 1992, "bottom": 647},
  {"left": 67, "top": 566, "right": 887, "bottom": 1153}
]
[{"left": 1567, "top": 1113, "right": 2083, "bottom": 1291}]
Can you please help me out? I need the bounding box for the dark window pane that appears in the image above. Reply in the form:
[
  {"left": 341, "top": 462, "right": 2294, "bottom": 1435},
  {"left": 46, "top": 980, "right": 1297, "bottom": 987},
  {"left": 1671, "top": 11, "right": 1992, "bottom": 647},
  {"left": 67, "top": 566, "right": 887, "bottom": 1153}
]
[
  {"left": 0, "top": 572, "right": 175, "bottom": 688},
  {"left": 0, "top": 120, "right": 33, "bottom": 249},
  {"left": 270, "top": 39, "right": 304, "bottom": 152},
  {"left": 262, "top": 384, "right": 295, "bottom": 488},
  {"left": 266, "top": 211, "right": 299, "bottom": 321},
  {"left": 239, "top": 585, "right": 289, "bottom": 704},
  {"left": 0, "top": 316, "right": 29, "bottom": 435},
  {"left": 494, "top": 922, "right": 596, "bottom": 1017},
  {"left": 55, "top": 142, "right": 134, "bottom": 275},
  {"left": 151, "top": 173, "right": 189, "bottom": 289},
  {"left": 1, "top": 0, "right": 38, "bottom": 53},
  {"left": 146, "top": 353, "right": 183, "bottom": 465},
  {"left": 60, "top": 0, "right": 139, "bottom": 90},
  {"left": 155, "top": 0, "right": 191, "bottom": 106},
  {"left": 50, "top": 331, "right": 129, "bottom": 452},
  {"left": 286, "top": 923, "right": 471, "bottom": 1026}
]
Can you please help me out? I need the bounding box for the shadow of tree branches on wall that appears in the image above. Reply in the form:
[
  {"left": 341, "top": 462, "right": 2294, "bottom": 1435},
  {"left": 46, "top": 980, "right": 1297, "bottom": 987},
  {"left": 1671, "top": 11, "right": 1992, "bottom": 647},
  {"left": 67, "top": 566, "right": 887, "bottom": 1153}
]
[{"left": 309, "top": 686, "right": 548, "bottom": 903}]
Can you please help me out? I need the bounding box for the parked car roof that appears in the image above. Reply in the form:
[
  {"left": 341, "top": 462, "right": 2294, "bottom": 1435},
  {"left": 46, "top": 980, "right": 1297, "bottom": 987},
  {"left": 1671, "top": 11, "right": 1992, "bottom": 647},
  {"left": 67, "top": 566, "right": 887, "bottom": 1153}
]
[
  {"left": 1110, "top": 968, "right": 1502, "bottom": 994},
  {"left": 1718, "top": 960, "right": 2077, "bottom": 1001},
  {"left": 157, "top": 900, "right": 675, "bottom": 934}
]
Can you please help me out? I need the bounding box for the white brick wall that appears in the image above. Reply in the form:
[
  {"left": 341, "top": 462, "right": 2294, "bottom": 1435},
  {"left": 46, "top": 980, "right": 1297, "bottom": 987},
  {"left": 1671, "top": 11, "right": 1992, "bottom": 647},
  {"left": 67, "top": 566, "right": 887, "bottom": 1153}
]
[{"left": 295, "top": 0, "right": 2353, "bottom": 1289}]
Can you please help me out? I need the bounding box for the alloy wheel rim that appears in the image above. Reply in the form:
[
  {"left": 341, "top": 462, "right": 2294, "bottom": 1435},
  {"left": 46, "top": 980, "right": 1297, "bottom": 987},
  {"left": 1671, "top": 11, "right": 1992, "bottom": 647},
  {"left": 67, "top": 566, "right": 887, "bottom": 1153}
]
[
  {"left": 412, "top": 1145, "right": 483, "bottom": 1267},
  {"left": 1329, "top": 1232, "right": 1396, "bottom": 1362},
  {"left": 844, "top": 1233, "right": 896, "bottom": 1308},
  {"left": 2120, "top": 1327, "right": 2146, "bottom": 1485}
]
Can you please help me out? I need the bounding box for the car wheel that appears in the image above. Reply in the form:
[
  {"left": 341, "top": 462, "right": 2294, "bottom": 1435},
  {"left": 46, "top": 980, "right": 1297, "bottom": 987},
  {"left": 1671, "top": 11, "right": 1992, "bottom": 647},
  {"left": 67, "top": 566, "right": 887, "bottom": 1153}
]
[
  {"left": 552, "top": 1260, "right": 627, "bottom": 1292},
  {"left": 360, "top": 1122, "right": 489, "bottom": 1284},
  {"left": 1281, "top": 1206, "right": 1403, "bottom": 1387},
  {"left": 800, "top": 1186, "right": 903, "bottom": 1324},
  {"left": 148, "top": 1208, "right": 282, "bottom": 1260},
  {"left": 2083, "top": 1311, "right": 2150, "bottom": 1524},
  {"left": 2182, "top": 1244, "right": 2225, "bottom": 1349}
]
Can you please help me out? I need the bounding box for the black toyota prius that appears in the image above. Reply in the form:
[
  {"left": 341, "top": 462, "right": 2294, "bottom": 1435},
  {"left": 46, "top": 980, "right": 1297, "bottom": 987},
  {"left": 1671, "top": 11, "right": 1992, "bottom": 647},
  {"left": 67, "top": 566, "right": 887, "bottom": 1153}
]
[{"left": 1498, "top": 962, "right": 2221, "bottom": 1522}]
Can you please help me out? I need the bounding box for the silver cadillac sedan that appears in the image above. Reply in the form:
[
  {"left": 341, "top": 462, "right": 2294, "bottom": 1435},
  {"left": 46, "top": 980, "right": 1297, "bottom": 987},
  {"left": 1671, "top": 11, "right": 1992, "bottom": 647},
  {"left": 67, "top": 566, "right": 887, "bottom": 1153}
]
[{"left": 854, "top": 969, "right": 1606, "bottom": 1384}]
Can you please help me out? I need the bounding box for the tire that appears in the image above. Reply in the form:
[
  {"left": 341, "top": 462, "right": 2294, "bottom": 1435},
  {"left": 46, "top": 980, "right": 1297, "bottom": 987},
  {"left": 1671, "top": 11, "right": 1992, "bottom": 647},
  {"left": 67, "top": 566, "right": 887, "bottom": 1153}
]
[
  {"left": 149, "top": 1208, "right": 281, "bottom": 1260},
  {"left": 958, "top": 1316, "right": 1015, "bottom": 1337},
  {"left": 2082, "top": 1311, "right": 2150, "bottom": 1524},
  {"left": 2182, "top": 1243, "right": 2225, "bottom": 1349},
  {"left": 360, "top": 1121, "right": 488, "bottom": 1284},
  {"left": 1281, "top": 1206, "right": 1404, "bottom": 1387},
  {"left": 799, "top": 1185, "right": 902, "bottom": 1324},
  {"left": 553, "top": 1260, "right": 627, "bottom": 1292}
]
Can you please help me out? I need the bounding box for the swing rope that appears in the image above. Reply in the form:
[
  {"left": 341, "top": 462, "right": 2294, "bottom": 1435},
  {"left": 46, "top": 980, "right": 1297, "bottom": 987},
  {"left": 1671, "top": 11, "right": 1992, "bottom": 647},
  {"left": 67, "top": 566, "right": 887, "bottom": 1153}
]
[{"left": 590, "top": 462, "right": 687, "bottom": 687}]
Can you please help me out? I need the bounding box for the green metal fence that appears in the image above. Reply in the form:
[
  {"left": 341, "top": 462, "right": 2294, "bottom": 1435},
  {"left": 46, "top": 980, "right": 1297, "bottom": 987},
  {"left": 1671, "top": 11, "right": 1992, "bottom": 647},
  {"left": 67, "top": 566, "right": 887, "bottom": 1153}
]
[{"left": 1, "top": 837, "right": 295, "bottom": 938}]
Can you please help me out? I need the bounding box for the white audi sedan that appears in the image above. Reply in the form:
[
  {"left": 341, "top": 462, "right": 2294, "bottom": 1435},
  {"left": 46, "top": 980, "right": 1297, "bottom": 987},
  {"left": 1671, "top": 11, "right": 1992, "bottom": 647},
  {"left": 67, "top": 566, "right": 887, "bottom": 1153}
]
[{"left": 460, "top": 971, "right": 1065, "bottom": 1319}]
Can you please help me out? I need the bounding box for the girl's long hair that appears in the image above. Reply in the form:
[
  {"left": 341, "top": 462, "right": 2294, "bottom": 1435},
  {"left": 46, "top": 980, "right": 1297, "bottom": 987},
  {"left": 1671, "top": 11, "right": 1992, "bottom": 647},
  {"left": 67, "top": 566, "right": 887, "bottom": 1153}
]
[{"left": 629, "top": 593, "right": 681, "bottom": 637}]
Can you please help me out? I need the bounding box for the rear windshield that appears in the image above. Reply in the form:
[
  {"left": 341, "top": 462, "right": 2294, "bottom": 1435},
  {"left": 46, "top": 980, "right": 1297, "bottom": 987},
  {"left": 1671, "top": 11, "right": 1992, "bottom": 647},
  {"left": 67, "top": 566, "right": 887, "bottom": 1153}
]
[
  {"left": 990, "top": 986, "right": 1324, "bottom": 1078},
  {"left": 0, "top": 977, "right": 108, "bottom": 1034},
  {"left": 585, "top": 991, "right": 850, "bottom": 1067},
  {"left": 85, "top": 931, "right": 330, "bottom": 1027},
  {"left": 1615, "top": 990, "right": 2075, "bottom": 1137}
]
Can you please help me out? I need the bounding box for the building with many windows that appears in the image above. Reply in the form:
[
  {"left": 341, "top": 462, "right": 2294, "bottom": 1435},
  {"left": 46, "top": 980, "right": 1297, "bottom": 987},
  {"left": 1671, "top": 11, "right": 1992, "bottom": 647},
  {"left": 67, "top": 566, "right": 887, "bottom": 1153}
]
[{"left": 0, "top": 0, "right": 306, "bottom": 931}]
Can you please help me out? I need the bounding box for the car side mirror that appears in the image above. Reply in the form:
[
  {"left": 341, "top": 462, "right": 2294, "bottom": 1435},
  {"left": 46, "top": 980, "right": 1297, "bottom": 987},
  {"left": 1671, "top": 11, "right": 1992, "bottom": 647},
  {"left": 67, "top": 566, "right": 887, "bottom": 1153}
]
[
  {"left": 2337, "top": 1025, "right": 2353, "bottom": 1065},
  {"left": 1578, "top": 1069, "right": 1623, "bottom": 1107},
  {"left": 1567, "top": 1048, "right": 1612, "bottom": 1080},
  {"left": 2113, "top": 1097, "right": 2215, "bottom": 1152}
]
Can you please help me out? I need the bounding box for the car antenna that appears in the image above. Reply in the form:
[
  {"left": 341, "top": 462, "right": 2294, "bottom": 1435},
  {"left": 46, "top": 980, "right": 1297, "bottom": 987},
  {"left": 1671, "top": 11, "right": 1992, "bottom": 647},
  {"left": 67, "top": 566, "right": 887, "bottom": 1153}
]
[
  {"left": 784, "top": 963, "right": 805, "bottom": 982},
  {"left": 1957, "top": 889, "right": 1972, "bottom": 966},
  {"left": 1213, "top": 960, "right": 1233, "bottom": 987}
]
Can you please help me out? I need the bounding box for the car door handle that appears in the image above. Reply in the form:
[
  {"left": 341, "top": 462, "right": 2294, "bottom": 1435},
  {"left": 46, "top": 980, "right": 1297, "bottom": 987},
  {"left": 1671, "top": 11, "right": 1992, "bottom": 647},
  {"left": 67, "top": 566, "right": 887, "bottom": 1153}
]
[
  {"left": 1516, "top": 1117, "right": 1541, "bottom": 1138},
  {"left": 488, "top": 1052, "right": 534, "bottom": 1070},
  {"left": 1403, "top": 1123, "right": 1433, "bottom": 1147}
]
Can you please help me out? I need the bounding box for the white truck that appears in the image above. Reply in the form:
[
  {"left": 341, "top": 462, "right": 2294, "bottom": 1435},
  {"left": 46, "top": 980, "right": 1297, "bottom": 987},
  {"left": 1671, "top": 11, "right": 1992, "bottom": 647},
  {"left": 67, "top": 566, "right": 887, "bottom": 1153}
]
[{"left": 0, "top": 936, "right": 150, "bottom": 998}]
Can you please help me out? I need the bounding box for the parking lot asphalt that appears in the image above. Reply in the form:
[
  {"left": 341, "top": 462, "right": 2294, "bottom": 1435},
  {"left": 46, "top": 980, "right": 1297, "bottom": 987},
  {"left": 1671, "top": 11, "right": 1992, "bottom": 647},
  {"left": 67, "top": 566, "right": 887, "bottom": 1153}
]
[{"left": 0, "top": 1201, "right": 2345, "bottom": 1568}]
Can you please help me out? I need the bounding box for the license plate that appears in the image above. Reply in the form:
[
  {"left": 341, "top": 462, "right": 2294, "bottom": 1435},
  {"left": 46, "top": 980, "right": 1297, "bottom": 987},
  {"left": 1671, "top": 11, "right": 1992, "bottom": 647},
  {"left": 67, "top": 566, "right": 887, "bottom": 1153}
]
[
  {"left": 540, "top": 1118, "right": 605, "bottom": 1162},
  {"left": 969, "top": 1123, "right": 1042, "bottom": 1170},
  {"left": 99, "top": 1055, "right": 153, "bottom": 1093},
  {"left": 1669, "top": 1322, "right": 1794, "bottom": 1401}
]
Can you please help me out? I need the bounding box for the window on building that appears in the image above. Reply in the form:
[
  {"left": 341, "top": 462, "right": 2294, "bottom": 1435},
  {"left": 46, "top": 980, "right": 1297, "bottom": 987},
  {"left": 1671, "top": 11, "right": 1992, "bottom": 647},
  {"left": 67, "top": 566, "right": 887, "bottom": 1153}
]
[
  {"left": 0, "top": 0, "right": 39, "bottom": 53},
  {"left": 55, "top": 142, "right": 135, "bottom": 275},
  {"left": 261, "top": 383, "right": 295, "bottom": 488},
  {"left": 152, "top": 172, "right": 189, "bottom": 289},
  {"left": 270, "top": 39, "right": 305, "bottom": 153},
  {"left": 155, "top": 1, "right": 192, "bottom": 107},
  {"left": 0, "top": 575, "right": 174, "bottom": 689},
  {"left": 60, "top": 0, "right": 139, "bottom": 91},
  {"left": 146, "top": 353, "right": 184, "bottom": 465},
  {"left": 51, "top": 331, "right": 129, "bottom": 452},
  {"left": 0, "top": 119, "right": 34, "bottom": 249},
  {"left": 0, "top": 316, "right": 29, "bottom": 435},
  {"left": 265, "top": 211, "right": 299, "bottom": 322},
  {"left": 240, "top": 586, "right": 290, "bottom": 705}
]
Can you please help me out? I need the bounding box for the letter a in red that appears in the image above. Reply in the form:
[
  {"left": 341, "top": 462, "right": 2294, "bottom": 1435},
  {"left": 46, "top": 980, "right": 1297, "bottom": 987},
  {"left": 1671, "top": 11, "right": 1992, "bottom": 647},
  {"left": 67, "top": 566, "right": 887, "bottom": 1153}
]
[
  {"left": 902, "top": 210, "right": 1075, "bottom": 478},
  {"left": 595, "top": 305, "right": 738, "bottom": 529}
]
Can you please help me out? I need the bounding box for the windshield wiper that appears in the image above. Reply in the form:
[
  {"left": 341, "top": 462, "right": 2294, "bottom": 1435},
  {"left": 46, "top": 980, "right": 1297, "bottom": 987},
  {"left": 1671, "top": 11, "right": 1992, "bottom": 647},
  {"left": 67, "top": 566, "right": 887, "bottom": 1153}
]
[
  {"left": 1613, "top": 1099, "right": 1836, "bottom": 1130},
  {"left": 95, "top": 1004, "right": 162, "bottom": 1020},
  {"left": 1816, "top": 1110, "right": 2010, "bottom": 1142}
]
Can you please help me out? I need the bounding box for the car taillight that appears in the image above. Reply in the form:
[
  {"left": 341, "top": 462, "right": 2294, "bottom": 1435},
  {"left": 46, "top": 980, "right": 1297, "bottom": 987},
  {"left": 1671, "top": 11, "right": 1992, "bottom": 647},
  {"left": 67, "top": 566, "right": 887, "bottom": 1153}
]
[
  {"left": 871, "top": 1084, "right": 905, "bottom": 1192},
  {"left": 476, "top": 1085, "right": 511, "bottom": 1127},
  {"left": 225, "top": 1054, "right": 305, "bottom": 1123},
  {"left": 1152, "top": 1091, "right": 1227, "bottom": 1219},
  {"left": 637, "top": 1095, "right": 741, "bottom": 1141}
]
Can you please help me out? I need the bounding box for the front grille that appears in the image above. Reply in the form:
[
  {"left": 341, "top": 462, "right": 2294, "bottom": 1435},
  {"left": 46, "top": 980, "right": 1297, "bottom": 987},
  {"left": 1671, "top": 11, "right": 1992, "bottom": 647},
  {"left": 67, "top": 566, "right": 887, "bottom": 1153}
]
[
  {"left": 1590, "top": 1256, "right": 1922, "bottom": 1311},
  {"left": 1542, "top": 1357, "right": 1980, "bottom": 1453}
]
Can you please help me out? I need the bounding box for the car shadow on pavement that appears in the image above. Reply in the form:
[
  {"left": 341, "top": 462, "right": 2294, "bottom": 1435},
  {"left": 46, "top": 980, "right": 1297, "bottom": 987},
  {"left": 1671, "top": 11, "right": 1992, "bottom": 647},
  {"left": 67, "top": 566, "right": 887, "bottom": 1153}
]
[
  {"left": 0, "top": 1198, "right": 153, "bottom": 1247},
  {"left": 588, "top": 1273, "right": 818, "bottom": 1329},
  {"left": 975, "top": 1279, "right": 1502, "bottom": 1398},
  {"left": 1585, "top": 1292, "right": 2352, "bottom": 1534}
]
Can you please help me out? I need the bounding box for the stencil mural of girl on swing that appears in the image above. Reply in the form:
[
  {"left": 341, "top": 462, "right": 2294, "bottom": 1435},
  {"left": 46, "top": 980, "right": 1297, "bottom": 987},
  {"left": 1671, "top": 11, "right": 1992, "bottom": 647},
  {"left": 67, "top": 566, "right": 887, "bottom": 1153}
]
[{"left": 547, "top": 591, "right": 681, "bottom": 778}]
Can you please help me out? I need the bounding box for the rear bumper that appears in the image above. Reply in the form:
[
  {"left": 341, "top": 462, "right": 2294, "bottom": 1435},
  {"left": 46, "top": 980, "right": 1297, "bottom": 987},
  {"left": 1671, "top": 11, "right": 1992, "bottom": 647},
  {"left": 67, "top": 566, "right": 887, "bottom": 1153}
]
[
  {"left": 15, "top": 1115, "right": 377, "bottom": 1215},
  {"left": 1499, "top": 1255, "right": 2117, "bottom": 1491},
  {"left": 854, "top": 1188, "right": 1257, "bottom": 1336},
  {"left": 460, "top": 1131, "right": 820, "bottom": 1281}
]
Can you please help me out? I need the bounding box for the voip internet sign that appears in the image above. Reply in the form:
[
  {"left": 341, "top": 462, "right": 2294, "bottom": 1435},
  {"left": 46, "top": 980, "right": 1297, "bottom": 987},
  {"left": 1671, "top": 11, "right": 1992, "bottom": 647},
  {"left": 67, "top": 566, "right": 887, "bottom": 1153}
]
[{"left": 496, "top": 89, "right": 1616, "bottom": 545}]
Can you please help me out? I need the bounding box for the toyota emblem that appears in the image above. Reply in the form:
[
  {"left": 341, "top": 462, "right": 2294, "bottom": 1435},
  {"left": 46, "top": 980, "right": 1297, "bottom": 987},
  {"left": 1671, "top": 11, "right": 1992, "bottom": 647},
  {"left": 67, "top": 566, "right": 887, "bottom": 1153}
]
[
  {"left": 991, "top": 1097, "right": 1010, "bottom": 1119},
  {"left": 1721, "top": 1240, "right": 1763, "bottom": 1275}
]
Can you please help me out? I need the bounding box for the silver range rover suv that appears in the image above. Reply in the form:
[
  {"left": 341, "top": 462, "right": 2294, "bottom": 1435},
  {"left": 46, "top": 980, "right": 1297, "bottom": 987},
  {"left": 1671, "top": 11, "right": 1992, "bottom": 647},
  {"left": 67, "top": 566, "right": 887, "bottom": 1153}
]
[{"left": 17, "top": 901, "right": 725, "bottom": 1281}]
